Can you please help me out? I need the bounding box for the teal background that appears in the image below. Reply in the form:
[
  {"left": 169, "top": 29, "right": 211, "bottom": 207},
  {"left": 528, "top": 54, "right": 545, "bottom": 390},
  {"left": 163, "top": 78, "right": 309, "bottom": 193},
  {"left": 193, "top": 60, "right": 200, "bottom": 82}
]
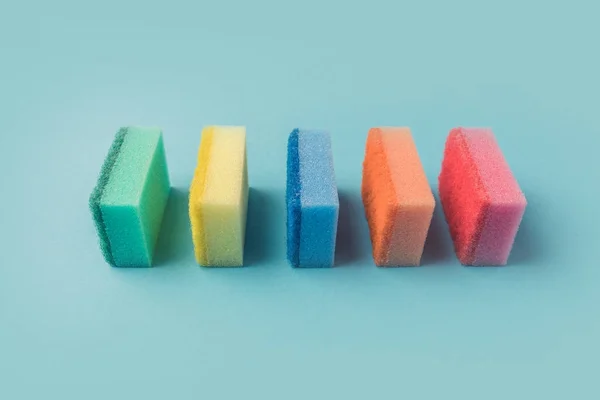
[{"left": 1, "top": 1, "right": 599, "bottom": 398}]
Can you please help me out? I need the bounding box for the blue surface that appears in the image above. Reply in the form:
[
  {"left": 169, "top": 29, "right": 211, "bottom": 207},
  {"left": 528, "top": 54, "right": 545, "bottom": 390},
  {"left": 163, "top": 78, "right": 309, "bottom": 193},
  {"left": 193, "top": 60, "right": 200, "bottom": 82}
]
[
  {"left": 286, "top": 130, "right": 301, "bottom": 266},
  {"left": 298, "top": 130, "right": 339, "bottom": 267},
  {"left": 298, "top": 130, "right": 338, "bottom": 208},
  {"left": 299, "top": 205, "right": 339, "bottom": 268},
  {"left": 1, "top": 0, "right": 600, "bottom": 398}
]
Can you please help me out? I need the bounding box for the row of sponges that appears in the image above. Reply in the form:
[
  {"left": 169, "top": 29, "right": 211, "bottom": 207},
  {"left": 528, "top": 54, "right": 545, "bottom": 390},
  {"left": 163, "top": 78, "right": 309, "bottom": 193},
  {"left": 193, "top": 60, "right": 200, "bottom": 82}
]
[
  {"left": 90, "top": 126, "right": 526, "bottom": 268},
  {"left": 287, "top": 127, "right": 526, "bottom": 268},
  {"left": 90, "top": 126, "right": 248, "bottom": 268},
  {"left": 362, "top": 127, "right": 526, "bottom": 267}
]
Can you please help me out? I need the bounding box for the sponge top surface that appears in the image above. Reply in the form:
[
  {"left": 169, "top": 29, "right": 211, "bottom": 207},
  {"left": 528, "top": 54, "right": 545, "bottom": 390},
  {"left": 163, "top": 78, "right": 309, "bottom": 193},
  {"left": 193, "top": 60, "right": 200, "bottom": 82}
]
[
  {"left": 375, "top": 127, "right": 434, "bottom": 208},
  {"left": 297, "top": 129, "right": 338, "bottom": 208},
  {"left": 201, "top": 126, "right": 246, "bottom": 206},
  {"left": 101, "top": 127, "right": 162, "bottom": 206},
  {"left": 457, "top": 127, "right": 526, "bottom": 206}
]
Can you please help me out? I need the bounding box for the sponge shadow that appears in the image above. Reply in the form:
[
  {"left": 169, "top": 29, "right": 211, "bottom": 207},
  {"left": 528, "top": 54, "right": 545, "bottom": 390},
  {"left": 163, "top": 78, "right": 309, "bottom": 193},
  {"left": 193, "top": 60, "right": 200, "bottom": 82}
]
[
  {"left": 153, "top": 188, "right": 194, "bottom": 266},
  {"left": 335, "top": 190, "right": 372, "bottom": 266},
  {"left": 421, "top": 192, "right": 455, "bottom": 265},
  {"left": 244, "top": 187, "right": 283, "bottom": 266}
]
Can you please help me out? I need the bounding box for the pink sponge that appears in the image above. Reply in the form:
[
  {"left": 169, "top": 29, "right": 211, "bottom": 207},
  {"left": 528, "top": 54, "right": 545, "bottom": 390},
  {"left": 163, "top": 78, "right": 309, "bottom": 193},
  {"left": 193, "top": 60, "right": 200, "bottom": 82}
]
[{"left": 439, "top": 127, "right": 527, "bottom": 266}]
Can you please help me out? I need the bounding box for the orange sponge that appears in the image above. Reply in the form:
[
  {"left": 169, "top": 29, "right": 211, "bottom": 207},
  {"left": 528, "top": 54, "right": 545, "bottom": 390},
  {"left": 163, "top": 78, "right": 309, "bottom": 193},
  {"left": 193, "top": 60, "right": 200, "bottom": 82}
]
[{"left": 361, "top": 127, "right": 435, "bottom": 266}]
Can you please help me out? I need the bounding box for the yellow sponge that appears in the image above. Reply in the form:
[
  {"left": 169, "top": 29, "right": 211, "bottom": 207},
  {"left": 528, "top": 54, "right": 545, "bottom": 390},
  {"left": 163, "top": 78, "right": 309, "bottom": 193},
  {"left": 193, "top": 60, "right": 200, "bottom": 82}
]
[{"left": 189, "top": 126, "right": 249, "bottom": 266}]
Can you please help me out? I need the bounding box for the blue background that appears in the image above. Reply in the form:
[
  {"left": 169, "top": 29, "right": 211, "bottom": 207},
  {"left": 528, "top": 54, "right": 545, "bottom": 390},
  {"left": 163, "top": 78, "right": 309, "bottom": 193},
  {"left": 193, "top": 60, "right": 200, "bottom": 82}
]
[{"left": 1, "top": 1, "right": 599, "bottom": 398}]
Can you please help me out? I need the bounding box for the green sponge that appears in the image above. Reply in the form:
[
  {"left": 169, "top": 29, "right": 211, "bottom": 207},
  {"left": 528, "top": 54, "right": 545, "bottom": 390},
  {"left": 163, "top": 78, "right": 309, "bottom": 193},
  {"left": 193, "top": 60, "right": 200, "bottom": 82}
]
[{"left": 89, "top": 127, "right": 171, "bottom": 267}]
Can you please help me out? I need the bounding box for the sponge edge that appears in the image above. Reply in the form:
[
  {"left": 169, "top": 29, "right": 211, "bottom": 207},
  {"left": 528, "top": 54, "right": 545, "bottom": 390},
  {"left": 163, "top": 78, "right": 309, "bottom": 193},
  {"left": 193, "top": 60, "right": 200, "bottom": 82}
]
[
  {"left": 189, "top": 127, "right": 214, "bottom": 265},
  {"left": 189, "top": 126, "right": 249, "bottom": 267},
  {"left": 89, "top": 128, "right": 128, "bottom": 265},
  {"left": 439, "top": 127, "right": 526, "bottom": 266},
  {"left": 286, "top": 130, "right": 301, "bottom": 267}
]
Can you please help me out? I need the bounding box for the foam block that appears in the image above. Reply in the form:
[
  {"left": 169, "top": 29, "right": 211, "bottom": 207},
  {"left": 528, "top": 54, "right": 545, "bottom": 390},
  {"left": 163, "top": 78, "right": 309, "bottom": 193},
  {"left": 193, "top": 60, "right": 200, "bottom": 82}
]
[
  {"left": 286, "top": 129, "right": 339, "bottom": 268},
  {"left": 361, "top": 127, "right": 435, "bottom": 266},
  {"left": 189, "top": 126, "right": 249, "bottom": 267},
  {"left": 439, "top": 127, "right": 527, "bottom": 266},
  {"left": 89, "top": 127, "right": 171, "bottom": 267}
]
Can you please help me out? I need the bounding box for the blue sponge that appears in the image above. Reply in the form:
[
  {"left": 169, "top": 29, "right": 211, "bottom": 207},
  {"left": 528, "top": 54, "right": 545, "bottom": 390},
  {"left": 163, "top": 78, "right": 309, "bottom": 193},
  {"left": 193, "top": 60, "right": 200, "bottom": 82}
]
[
  {"left": 286, "top": 131, "right": 302, "bottom": 266},
  {"left": 286, "top": 129, "right": 339, "bottom": 267}
]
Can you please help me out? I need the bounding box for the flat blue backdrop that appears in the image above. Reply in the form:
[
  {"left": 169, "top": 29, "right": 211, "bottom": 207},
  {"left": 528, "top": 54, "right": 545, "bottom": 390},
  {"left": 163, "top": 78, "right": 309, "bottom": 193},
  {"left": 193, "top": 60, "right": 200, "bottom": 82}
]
[{"left": 1, "top": 1, "right": 599, "bottom": 398}]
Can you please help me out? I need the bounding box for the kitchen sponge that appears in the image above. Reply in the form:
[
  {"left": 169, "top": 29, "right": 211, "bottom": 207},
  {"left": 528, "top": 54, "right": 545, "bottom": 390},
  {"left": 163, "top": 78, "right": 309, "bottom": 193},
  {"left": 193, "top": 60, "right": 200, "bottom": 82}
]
[
  {"left": 438, "top": 127, "right": 527, "bottom": 266},
  {"left": 89, "top": 127, "right": 171, "bottom": 267},
  {"left": 286, "top": 129, "right": 339, "bottom": 268},
  {"left": 361, "top": 127, "right": 435, "bottom": 266},
  {"left": 189, "top": 126, "right": 249, "bottom": 267}
]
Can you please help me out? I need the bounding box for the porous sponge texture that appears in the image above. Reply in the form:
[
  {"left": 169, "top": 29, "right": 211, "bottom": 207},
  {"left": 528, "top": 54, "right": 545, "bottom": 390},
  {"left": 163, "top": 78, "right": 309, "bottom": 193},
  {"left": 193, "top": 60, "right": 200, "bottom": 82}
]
[
  {"left": 286, "top": 130, "right": 301, "bottom": 267},
  {"left": 189, "top": 126, "right": 248, "bottom": 267},
  {"left": 89, "top": 128, "right": 128, "bottom": 265},
  {"left": 299, "top": 205, "right": 338, "bottom": 267},
  {"left": 91, "top": 127, "right": 170, "bottom": 267},
  {"left": 362, "top": 127, "right": 435, "bottom": 266},
  {"left": 189, "top": 127, "right": 214, "bottom": 265},
  {"left": 298, "top": 130, "right": 339, "bottom": 268},
  {"left": 439, "top": 127, "right": 526, "bottom": 266},
  {"left": 438, "top": 129, "right": 487, "bottom": 264},
  {"left": 361, "top": 130, "right": 396, "bottom": 265},
  {"left": 286, "top": 129, "right": 339, "bottom": 268},
  {"left": 139, "top": 134, "right": 171, "bottom": 259}
]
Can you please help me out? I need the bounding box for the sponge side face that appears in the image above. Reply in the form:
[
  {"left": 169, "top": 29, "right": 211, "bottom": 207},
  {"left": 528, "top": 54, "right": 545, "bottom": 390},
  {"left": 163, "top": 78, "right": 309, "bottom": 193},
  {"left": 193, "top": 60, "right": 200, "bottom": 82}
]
[
  {"left": 100, "top": 127, "right": 170, "bottom": 267},
  {"left": 439, "top": 127, "right": 526, "bottom": 266},
  {"left": 89, "top": 128, "right": 128, "bottom": 266},
  {"left": 361, "top": 129, "right": 397, "bottom": 265},
  {"left": 138, "top": 133, "right": 171, "bottom": 260},
  {"left": 463, "top": 129, "right": 527, "bottom": 265},
  {"left": 299, "top": 205, "right": 338, "bottom": 267},
  {"left": 202, "top": 127, "right": 246, "bottom": 206},
  {"left": 473, "top": 202, "right": 526, "bottom": 265},
  {"left": 203, "top": 127, "right": 247, "bottom": 266},
  {"left": 298, "top": 130, "right": 339, "bottom": 267},
  {"left": 438, "top": 129, "right": 489, "bottom": 264},
  {"left": 286, "top": 130, "right": 301, "bottom": 267},
  {"left": 361, "top": 128, "right": 435, "bottom": 266},
  {"left": 380, "top": 128, "right": 435, "bottom": 266},
  {"left": 189, "top": 126, "right": 248, "bottom": 267},
  {"left": 100, "top": 205, "right": 147, "bottom": 267}
]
